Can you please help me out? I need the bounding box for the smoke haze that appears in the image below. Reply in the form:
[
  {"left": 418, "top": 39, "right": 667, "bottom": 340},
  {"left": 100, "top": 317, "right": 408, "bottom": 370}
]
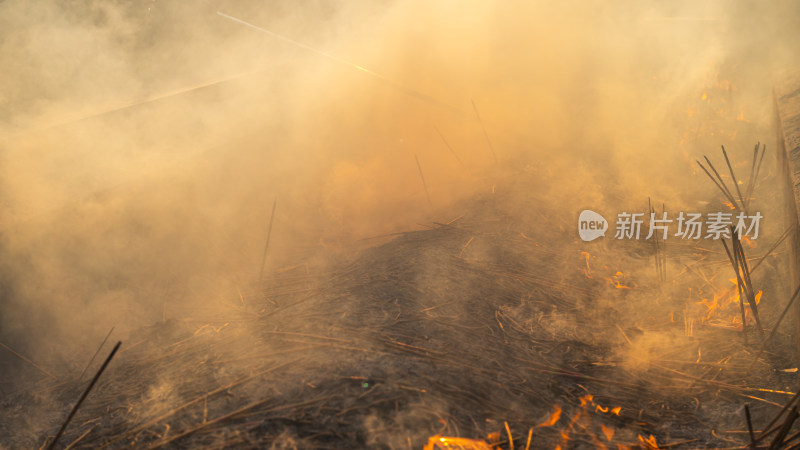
[{"left": 1, "top": 0, "right": 799, "bottom": 446}]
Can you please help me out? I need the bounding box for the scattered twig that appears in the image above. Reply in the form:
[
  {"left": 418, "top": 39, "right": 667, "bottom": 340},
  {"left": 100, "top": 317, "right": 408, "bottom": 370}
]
[
  {"left": 747, "top": 283, "right": 800, "bottom": 371},
  {"left": 751, "top": 225, "right": 792, "bottom": 273},
  {"left": 258, "top": 197, "right": 278, "bottom": 288},
  {"left": 505, "top": 421, "right": 514, "bottom": 450},
  {"left": 734, "top": 228, "right": 763, "bottom": 335},
  {"left": 148, "top": 396, "right": 328, "bottom": 449},
  {"left": 700, "top": 156, "right": 740, "bottom": 209},
  {"left": 0, "top": 341, "right": 55, "bottom": 379},
  {"left": 79, "top": 327, "right": 114, "bottom": 381},
  {"left": 745, "top": 143, "right": 766, "bottom": 210},
  {"left": 769, "top": 405, "right": 799, "bottom": 449},
  {"left": 459, "top": 236, "right": 475, "bottom": 258},
  {"left": 64, "top": 424, "right": 96, "bottom": 450},
  {"left": 47, "top": 342, "right": 121, "bottom": 450},
  {"left": 721, "top": 145, "right": 746, "bottom": 212},
  {"left": 745, "top": 403, "right": 756, "bottom": 447},
  {"left": 745, "top": 142, "right": 759, "bottom": 209},
  {"left": 648, "top": 199, "right": 667, "bottom": 283},
  {"left": 755, "top": 391, "right": 800, "bottom": 445},
  {"left": 696, "top": 159, "right": 739, "bottom": 209},
  {"left": 471, "top": 99, "right": 497, "bottom": 163},
  {"left": 415, "top": 154, "right": 433, "bottom": 207},
  {"left": 711, "top": 224, "right": 791, "bottom": 301},
  {"left": 746, "top": 143, "right": 767, "bottom": 211},
  {"left": 99, "top": 360, "right": 297, "bottom": 448},
  {"left": 721, "top": 239, "right": 749, "bottom": 344},
  {"left": 433, "top": 125, "right": 464, "bottom": 167}
]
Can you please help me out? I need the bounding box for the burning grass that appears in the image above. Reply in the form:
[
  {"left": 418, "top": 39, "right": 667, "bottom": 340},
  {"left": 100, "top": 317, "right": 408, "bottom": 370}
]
[{"left": 1, "top": 160, "right": 797, "bottom": 449}]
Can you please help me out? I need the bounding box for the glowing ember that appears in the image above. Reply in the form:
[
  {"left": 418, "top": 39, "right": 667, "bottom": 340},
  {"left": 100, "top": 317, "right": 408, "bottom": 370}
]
[
  {"left": 638, "top": 433, "right": 660, "bottom": 449},
  {"left": 605, "top": 271, "right": 635, "bottom": 290},
  {"left": 741, "top": 235, "right": 757, "bottom": 248},
  {"left": 697, "top": 277, "right": 763, "bottom": 327},
  {"left": 582, "top": 251, "right": 594, "bottom": 278},
  {"left": 537, "top": 404, "right": 562, "bottom": 427},
  {"left": 601, "top": 425, "right": 615, "bottom": 441},
  {"left": 423, "top": 436, "right": 493, "bottom": 450}
]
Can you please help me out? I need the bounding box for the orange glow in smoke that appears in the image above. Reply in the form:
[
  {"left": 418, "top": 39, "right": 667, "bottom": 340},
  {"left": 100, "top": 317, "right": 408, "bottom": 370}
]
[
  {"left": 697, "top": 278, "right": 763, "bottom": 328},
  {"left": 537, "top": 404, "right": 563, "bottom": 427},
  {"left": 423, "top": 435, "right": 493, "bottom": 450},
  {"left": 605, "top": 271, "right": 635, "bottom": 290}
]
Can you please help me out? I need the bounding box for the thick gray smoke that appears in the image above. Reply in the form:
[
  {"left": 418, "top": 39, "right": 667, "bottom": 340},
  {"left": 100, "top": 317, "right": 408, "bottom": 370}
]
[{"left": 0, "top": 1, "right": 799, "bottom": 445}]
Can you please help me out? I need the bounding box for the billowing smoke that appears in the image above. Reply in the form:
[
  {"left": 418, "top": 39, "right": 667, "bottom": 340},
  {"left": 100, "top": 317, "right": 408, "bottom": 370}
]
[{"left": 1, "top": 0, "right": 799, "bottom": 447}]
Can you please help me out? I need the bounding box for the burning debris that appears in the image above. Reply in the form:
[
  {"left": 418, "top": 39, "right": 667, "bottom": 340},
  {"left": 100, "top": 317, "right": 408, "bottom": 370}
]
[{"left": 0, "top": 153, "right": 797, "bottom": 449}]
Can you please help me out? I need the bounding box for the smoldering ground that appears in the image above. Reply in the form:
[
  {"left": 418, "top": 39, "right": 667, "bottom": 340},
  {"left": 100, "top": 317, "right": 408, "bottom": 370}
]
[{"left": 1, "top": 0, "right": 799, "bottom": 448}]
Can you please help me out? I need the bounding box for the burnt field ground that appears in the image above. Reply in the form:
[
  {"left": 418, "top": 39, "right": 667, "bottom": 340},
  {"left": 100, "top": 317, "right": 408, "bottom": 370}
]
[
  {"left": 3, "top": 2, "right": 800, "bottom": 449},
  {"left": 2, "top": 157, "right": 798, "bottom": 449}
]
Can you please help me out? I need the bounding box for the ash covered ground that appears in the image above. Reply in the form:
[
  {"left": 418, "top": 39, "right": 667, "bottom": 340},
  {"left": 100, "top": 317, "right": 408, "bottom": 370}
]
[{"left": 2, "top": 162, "right": 798, "bottom": 448}]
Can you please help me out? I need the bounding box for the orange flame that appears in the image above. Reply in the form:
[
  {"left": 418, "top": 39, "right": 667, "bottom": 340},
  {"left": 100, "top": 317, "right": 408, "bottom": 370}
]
[
  {"left": 537, "top": 404, "right": 562, "bottom": 427},
  {"left": 582, "top": 251, "right": 594, "bottom": 278},
  {"left": 638, "top": 434, "right": 660, "bottom": 449},
  {"left": 741, "top": 235, "right": 757, "bottom": 248},
  {"left": 605, "top": 272, "right": 635, "bottom": 290},
  {"left": 698, "top": 277, "right": 764, "bottom": 326},
  {"left": 601, "top": 425, "right": 615, "bottom": 441},
  {"left": 423, "top": 436, "right": 493, "bottom": 450}
]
